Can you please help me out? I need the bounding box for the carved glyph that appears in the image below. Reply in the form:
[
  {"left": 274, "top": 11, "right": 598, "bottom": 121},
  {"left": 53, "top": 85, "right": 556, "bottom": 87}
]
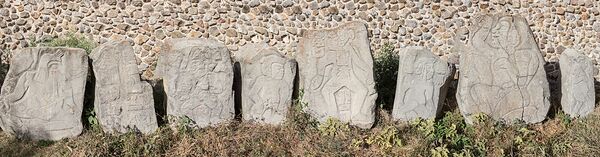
[
  {"left": 90, "top": 41, "right": 158, "bottom": 134},
  {"left": 0, "top": 47, "right": 88, "bottom": 140},
  {"left": 297, "top": 22, "right": 378, "bottom": 128},
  {"left": 237, "top": 43, "right": 296, "bottom": 124},
  {"left": 456, "top": 14, "right": 551, "bottom": 124},
  {"left": 393, "top": 46, "right": 452, "bottom": 121},
  {"left": 155, "top": 38, "right": 234, "bottom": 127},
  {"left": 559, "top": 48, "right": 595, "bottom": 118}
]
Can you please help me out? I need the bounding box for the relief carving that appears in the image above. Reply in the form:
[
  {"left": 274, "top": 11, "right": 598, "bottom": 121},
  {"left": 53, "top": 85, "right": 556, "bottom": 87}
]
[
  {"left": 155, "top": 38, "right": 234, "bottom": 127},
  {"left": 297, "top": 22, "right": 377, "bottom": 128},
  {"left": 0, "top": 47, "right": 88, "bottom": 140},
  {"left": 456, "top": 14, "right": 551, "bottom": 124}
]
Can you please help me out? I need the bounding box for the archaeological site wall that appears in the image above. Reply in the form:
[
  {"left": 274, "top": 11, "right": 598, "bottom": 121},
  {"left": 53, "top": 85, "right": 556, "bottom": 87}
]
[{"left": 0, "top": 0, "right": 599, "bottom": 78}]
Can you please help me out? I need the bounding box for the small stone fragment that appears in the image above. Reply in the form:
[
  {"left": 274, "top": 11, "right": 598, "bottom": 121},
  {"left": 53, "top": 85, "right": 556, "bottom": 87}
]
[{"left": 559, "top": 48, "right": 595, "bottom": 118}]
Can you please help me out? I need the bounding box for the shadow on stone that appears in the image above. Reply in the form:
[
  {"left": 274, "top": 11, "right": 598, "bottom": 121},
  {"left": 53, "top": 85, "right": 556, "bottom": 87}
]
[
  {"left": 545, "top": 61, "right": 562, "bottom": 119},
  {"left": 233, "top": 62, "right": 242, "bottom": 121},
  {"left": 82, "top": 59, "right": 96, "bottom": 129},
  {"left": 151, "top": 80, "right": 168, "bottom": 126}
]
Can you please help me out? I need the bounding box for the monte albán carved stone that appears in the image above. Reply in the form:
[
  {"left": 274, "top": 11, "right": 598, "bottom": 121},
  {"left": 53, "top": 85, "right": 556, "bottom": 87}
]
[
  {"left": 90, "top": 41, "right": 158, "bottom": 134},
  {"left": 155, "top": 38, "right": 234, "bottom": 127},
  {"left": 297, "top": 22, "right": 378, "bottom": 128},
  {"left": 0, "top": 47, "right": 88, "bottom": 140},
  {"left": 560, "top": 48, "right": 595, "bottom": 118},
  {"left": 456, "top": 14, "right": 551, "bottom": 124},
  {"left": 237, "top": 43, "right": 296, "bottom": 124},
  {"left": 393, "top": 46, "right": 452, "bottom": 121}
]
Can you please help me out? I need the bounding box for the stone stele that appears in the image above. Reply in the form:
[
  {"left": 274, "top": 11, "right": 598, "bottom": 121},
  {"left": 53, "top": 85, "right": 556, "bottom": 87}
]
[
  {"left": 559, "top": 48, "right": 595, "bottom": 118},
  {"left": 392, "top": 46, "right": 452, "bottom": 121},
  {"left": 297, "top": 21, "right": 378, "bottom": 128},
  {"left": 90, "top": 41, "right": 158, "bottom": 134},
  {"left": 155, "top": 38, "right": 234, "bottom": 127},
  {"left": 237, "top": 43, "right": 296, "bottom": 124},
  {"left": 0, "top": 47, "right": 88, "bottom": 140},
  {"left": 456, "top": 14, "right": 551, "bottom": 124}
]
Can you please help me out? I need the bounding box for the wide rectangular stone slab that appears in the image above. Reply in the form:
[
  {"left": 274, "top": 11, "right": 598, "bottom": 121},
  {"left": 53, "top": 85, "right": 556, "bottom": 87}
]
[
  {"left": 297, "top": 22, "right": 378, "bottom": 128},
  {"left": 456, "top": 14, "right": 551, "bottom": 124},
  {"left": 155, "top": 38, "right": 234, "bottom": 127},
  {"left": 393, "top": 46, "right": 452, "bottom": 121},
  {"left": 0, "top": 47, "right": 88, "bottom": 140},
  {"left": 90, "top": 41, "right": 158, "bottom": 134},
  {"left": 560, "top": 48, "right": 595, "bottom": 118},
  {"left": 237, "top": 43, "right": 296, "bottom": 125}
]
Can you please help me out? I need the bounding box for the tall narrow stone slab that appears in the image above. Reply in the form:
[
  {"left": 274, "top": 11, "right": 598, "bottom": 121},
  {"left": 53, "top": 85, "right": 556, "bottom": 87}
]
[
  {"left": 237, "top": 43, "right": 296, "bottom": 124},
  {"left": 456, "top": 14, "right": 551, "bottom": 124},
  {"left": 0, "top": 47, "right": 88, "bottom": 140},
  {"left": 560, "top": 48, "right": 595, "bottom": 118},
  {"left": 393, "top": 46, "right": 452, "bottom": 121},
  {"left": 90, "top": 41, "right": 158, "bottom": 134},
  {"left": 297, "top": 22, "right": 378, "bottom": 128},
  {"left": 155, "top": 38, "right": 234, "bottom": 127}
]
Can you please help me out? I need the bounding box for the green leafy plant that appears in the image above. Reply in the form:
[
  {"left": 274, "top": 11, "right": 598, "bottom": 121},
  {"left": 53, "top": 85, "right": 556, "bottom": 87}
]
[
  {"left": 36, "top": 33, "right": 96, "bottom": 54},
  {"left": 373, "top": 43, "right": 398, "bottom": 110},
  {"left": 168, "top": 115, "right": 197, "bottom": 134},
  {"left": 411, "top": 112, "right": 485, "bottom": 156},
  {"left": 365, "top": 126, "right": 403, "bottom": 150},
  {"left": 318, "top": 118, "right": 349, "bottom": 137}
]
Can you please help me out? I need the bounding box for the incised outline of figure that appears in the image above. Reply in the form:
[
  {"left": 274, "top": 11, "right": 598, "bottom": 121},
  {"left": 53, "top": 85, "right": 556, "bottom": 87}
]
[
  {"left": 156, "top": 38, "right": 234, "bottom": 127},
  {"left": 90, "top": 41, "right": 158, "bottom": 134},
  {"left": 393, "top": 46, "right": 452, "bottom": 121},
  {"left": 560, "top": 48, "right": 595, "bottom": 118},
  {"left": 456, "top": 14, "right": 550, "bottom": 124},
  {"left": 0, "top": 47, "right": 88, "bottom": 140},
  {"left": 237, "top": 43, "right": 296, "bottom": 124},
  {"left": 297, "top": 22, "right": 378, "bottom": 128}
]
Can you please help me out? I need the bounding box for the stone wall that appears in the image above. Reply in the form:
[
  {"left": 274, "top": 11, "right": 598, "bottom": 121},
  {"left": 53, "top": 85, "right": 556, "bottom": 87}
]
[{"left": 0, "top": 0, "right": 599, "bottom": 77}]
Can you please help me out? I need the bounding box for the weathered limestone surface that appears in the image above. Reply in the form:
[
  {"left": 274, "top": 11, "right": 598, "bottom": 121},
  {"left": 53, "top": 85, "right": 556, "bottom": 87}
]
[
  {"left": 456, "top": 14, "right": 551, "bottom": 124},
  {"left": 155, "top": 38, "right": 234, "bottom": 127},
  {"left": 237, "top": 43, "right": 296, "bottom": 124},
  {"left": 90, "top": 41, "right": 158, "bottom": 134},
  {"left": 297, "top": 22, "right": 378, "bottom": 128},
  {"left": 393, "top": 46, "right": 452, "bottom": 121},
  {"left": 0, "top": 47, "right": 88, "bottom": 140},
  {"left": 560, "top": 48, "right": 595, "bottom": 118}
]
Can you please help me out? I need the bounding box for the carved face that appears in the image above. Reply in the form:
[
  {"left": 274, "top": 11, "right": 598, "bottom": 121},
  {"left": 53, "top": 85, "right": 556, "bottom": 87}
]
[{"left": 261, "top": 55, "right": 285, "bottom": 80}]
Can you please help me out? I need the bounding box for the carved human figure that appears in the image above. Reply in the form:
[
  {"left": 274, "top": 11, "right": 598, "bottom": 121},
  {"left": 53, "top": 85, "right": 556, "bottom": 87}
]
[
  {"left": 559, "top": 48, "right": 595, "bottom": 118},
  {"left": 297, "top": 22, "right": 378, "bottom": 128},
  {"left": 237, "top": 43, "right": 296, "bottom": 124},
  {"left": 90, "top": 41, "right": 158, "bottom": 134},
  {"left": 456, "top": 14, "right": 550, "bottom": 124},
  {"left": 393, "top": 47, "right": 452, "bottom": 121},
  {"left": 155, "top": 38, "right": 234, "bottom": 127},
  {"left": 0, "top": 47, "right": 88, "bottom": 140}
]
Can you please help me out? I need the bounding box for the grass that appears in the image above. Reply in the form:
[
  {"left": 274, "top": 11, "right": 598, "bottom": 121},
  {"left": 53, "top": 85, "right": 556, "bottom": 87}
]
[
  {"left": 33, "top": 33, "right": 96, "bottom": 54},
  {"left": 1, "top": 99, "right": 600, "bottom": 156}
]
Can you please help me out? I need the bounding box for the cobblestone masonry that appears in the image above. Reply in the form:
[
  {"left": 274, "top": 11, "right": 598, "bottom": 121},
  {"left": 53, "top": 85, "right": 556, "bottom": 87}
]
[{"left": 0, "top": 0, "right": 599, "bottom": 78}]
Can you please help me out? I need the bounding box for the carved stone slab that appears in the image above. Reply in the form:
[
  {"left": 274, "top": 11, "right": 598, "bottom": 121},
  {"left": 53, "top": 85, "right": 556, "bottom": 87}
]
[
  {"left": 297, "top": 22, "right": 378, "bottom": 128},
  {"left": 0, "top": 47, "right": 88, "bottom": 140},
  {"left": 155, "top": 38, "right": 234, "bottom": 127},
  {"left": 237, "top": 43, "right": 296, "bottom": 124},
  {"left": 560, "top": 48, "right": 595, "bottom": 118},
  {"left": 456, "top": 14, "right": 551, "bottom": 124},
  {"left": 90, "top": 41, "right": 158, "bottom": 134},
  {"left": 392, "top": 46, "right": 452, "bottom": 121}
]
